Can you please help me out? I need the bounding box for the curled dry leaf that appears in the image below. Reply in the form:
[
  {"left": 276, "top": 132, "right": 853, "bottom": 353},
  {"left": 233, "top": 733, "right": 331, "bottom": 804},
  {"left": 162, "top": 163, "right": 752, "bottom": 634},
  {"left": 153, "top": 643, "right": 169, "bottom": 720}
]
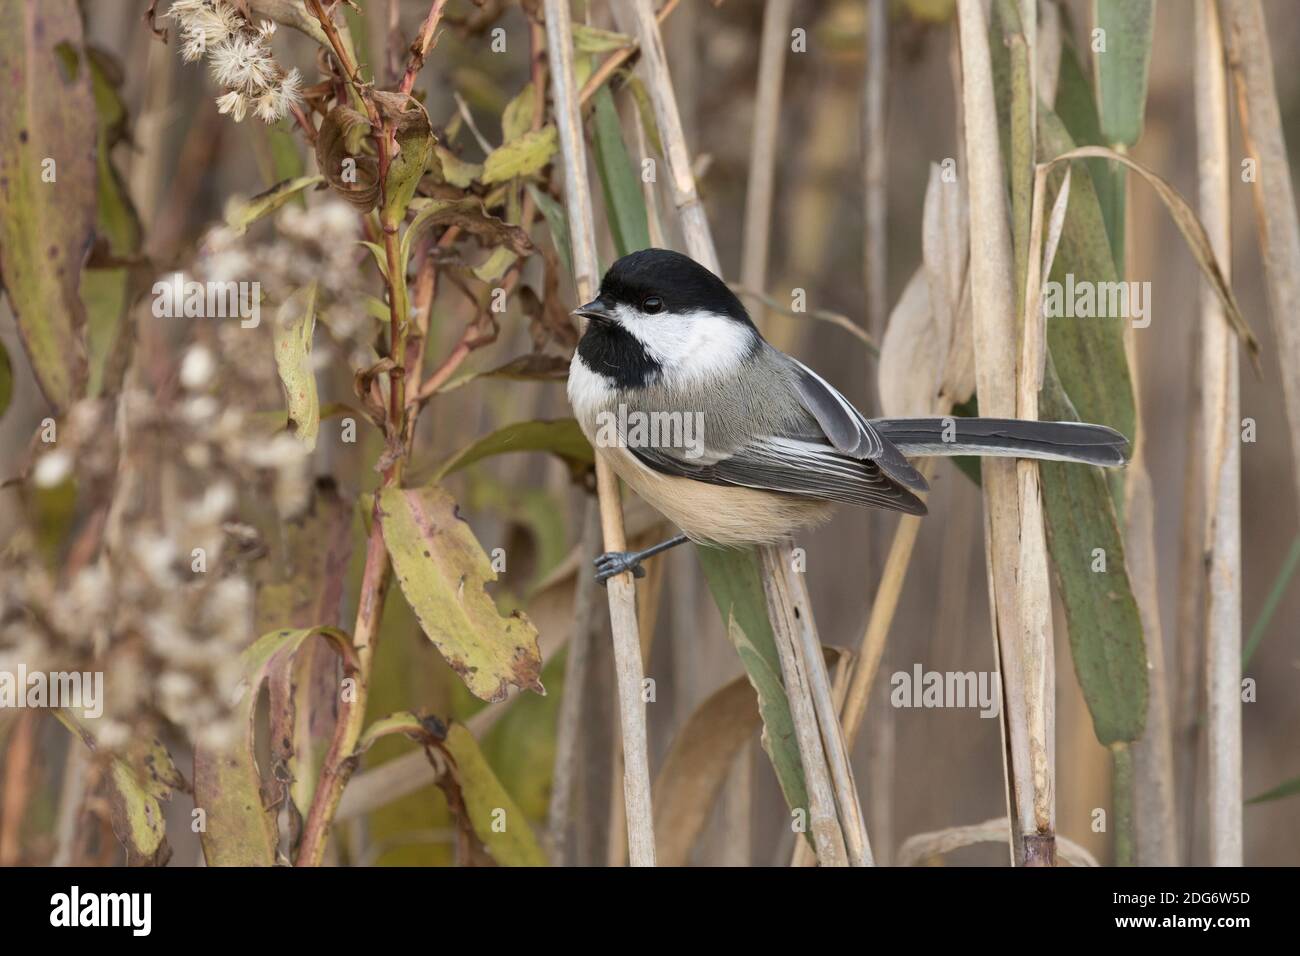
[
  {"left": 878, "top": 270, "right": 936, "bottom": 418},
  {"left": 353, "top": 356, "right": 395, "bottom": 426},
  {"left": 315, "top": 105, "right": 379, "bottom": 210},
  {"left": 897, "top": 817, "right": 1099, "bottom": 867},
  {"left": 923, "top": 164, "right": 975, "bottom": 407},
  {"left": 401, "top": 197, "right": 534, "bottom": 273},
  {"left": 144, "top": 0, "right": 167, "bottom": 39},
  {"left": 1043, "top": 144, "right": 1259, "bottom": 364}
]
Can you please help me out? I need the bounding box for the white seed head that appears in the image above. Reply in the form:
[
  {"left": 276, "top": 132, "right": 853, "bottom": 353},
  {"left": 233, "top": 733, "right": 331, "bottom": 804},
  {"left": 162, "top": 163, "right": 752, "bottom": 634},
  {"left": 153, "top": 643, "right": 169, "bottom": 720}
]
[
  {"left": 182, "top": 394, "right": 220, "bottom": 424},
  {"left": 214, "top": 89, "right": 248, "bottom": 122},
  {"left": 180, "top": 345, "right": 216, "bottom": 389},
  {"left": 33, "top": 449, "right": 73, "bottom": 488},
  {"left": 95, "top": 720, "right": 132, "bottom": 751},
  {"left": 210, "top": 35, "right": 276, "bottom": 92}
]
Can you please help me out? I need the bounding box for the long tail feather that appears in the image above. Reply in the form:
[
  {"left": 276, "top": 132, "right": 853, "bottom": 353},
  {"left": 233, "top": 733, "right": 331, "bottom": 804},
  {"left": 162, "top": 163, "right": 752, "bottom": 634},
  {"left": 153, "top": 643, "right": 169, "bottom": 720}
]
[{"left": 871, "top": 417, "right": 1129, "bottom": 467}]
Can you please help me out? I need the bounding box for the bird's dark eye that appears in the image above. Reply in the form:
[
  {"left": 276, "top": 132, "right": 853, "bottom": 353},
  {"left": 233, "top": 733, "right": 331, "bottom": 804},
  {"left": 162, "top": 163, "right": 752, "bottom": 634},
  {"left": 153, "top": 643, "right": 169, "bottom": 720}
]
[{"left": 641, "top": 295, "right": 664, "bottom": 315}]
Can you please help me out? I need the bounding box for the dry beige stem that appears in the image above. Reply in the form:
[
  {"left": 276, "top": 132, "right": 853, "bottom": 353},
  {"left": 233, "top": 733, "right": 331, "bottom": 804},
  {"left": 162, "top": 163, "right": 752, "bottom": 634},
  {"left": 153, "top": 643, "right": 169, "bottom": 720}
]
[
  {"left": 956, "top": 0, "right": 1045, "bottom": 864},
  {"left": 863, "top": 0, "right": 889, "bottom": 344},
  {"left": 898, "top": 818, "right": 1099, "bottom": 868},
  {"left": 1203, "top": 0, "right": 1244, "bottom": 867},
  {"left": 544, "top": 0, "right": 655, "bottom": 867},
  {"left": 623, "top": 0, "right": 867, "bottom": 868},
  {"left": 545, "top": 499, "right": 602, "bottom": 864},
  {"left": 740, "top": 0, "right": 794, "bottom": 335},
  {"left": 1223, "top": 0, "right": 1300, "bottom": 513}
]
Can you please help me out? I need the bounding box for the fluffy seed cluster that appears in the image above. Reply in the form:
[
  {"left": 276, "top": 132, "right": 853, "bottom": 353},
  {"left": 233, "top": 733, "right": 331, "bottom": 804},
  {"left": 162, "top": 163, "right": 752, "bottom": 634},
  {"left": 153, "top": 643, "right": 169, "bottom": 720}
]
[
  {"left": 1, "top": 329, "right": 315, "bottom": 752},
  {"left": 167, "top": 0, "right": 304, "bottom": 124},
  {"left": 197, "top": 196, "right": 380, "bottom": 370}
]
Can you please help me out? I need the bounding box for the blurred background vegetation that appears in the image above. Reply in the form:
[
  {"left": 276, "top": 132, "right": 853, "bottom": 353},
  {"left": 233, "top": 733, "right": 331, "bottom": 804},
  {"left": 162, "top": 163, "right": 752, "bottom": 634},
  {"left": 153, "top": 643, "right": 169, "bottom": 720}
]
[{"left": 0, "top": 0, "right": 1297, "bottom": 866}]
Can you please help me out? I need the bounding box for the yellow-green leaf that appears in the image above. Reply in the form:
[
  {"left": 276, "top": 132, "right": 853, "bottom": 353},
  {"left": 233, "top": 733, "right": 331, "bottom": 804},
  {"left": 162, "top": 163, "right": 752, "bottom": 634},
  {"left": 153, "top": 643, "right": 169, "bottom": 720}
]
[
  {"left": 571, "top": 22, "right": 634, "bottom": 54},
  {"left": 271, "top": 283, "right": 320, "bottom": 450},
  {"left": 591, "top": 86, "right": 649, "bottom": 257},
  {"left": 375, "top": 91, "right": 435, "bottom": 228},
  {"left": 433, "top": 144, "right": 483, "bottom": 188},
  {"left": 195, "top": 625, "right": 356, "bottom": 866},
  {"left": 433, "top": 418, "right": 593, "bottom": 481},
  {"left": 1039, "top": 361, "right": 1147, "bottom": 745},
  {"left": 625, "top": 75, "right": 665, "bottom": 158},
  {"left": 0, "top": 341, "right": 11, "bottom": 419},
  {"left": 0, "top": 0, "right": 96, "bottom": 411},
  {"left": 444, "top": 723, "right": 547, "bottom": 866},
  {"left": 525, "top": 183, "right": 573, "bottom": 276},
  {"left": 86, "top": 47, "right": 140, "bottom": 256},
  {"left": 473, "top": 246, "right": 517, "bottom": 283},
  {"left": 378, "top": 485, "right": 544, "bottom": 702},
  {"left": 481, "top": 125, "right": 558, "bottom": 184},
  {"left": 81, "top": 268, "right": 129, "bottom": 398},
  {"left": 224, "top": 175, "right": 323, "bottom": 236},
  {"left": 55, "top": 710, "right": 182, "bottom": 865},
  {"left": 501, "top": 83, "right": 536, "bottom": 143},
  {"left": 80, "top": 47, "right": 139, "bottom": 400},
  {"left": 359, "top": 240, "right": 389, "bottom": 279}
]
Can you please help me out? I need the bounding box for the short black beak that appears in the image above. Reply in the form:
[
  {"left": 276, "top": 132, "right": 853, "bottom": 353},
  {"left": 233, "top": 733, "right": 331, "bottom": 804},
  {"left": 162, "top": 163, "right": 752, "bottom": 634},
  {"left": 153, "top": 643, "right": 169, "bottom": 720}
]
[{"left": 573, "top": 299, "right": 613, "bottom": 325}]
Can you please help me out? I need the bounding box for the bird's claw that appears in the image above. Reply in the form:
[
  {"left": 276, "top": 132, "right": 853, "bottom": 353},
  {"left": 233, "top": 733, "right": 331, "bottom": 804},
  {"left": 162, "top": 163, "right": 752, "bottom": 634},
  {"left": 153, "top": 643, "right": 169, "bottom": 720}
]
[{"left": 594, "top": 551, "right": 648, "bottom": 585}]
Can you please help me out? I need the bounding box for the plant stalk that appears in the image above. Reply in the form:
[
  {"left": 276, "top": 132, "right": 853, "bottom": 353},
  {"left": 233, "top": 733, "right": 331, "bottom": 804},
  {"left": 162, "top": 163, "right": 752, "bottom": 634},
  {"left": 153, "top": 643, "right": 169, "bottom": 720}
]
[
  {"left": 544, "top": 0, "right": 656, "bottom": 867},
  {"left": 624, "top": 0, "right": 867, "bottom": 866}
]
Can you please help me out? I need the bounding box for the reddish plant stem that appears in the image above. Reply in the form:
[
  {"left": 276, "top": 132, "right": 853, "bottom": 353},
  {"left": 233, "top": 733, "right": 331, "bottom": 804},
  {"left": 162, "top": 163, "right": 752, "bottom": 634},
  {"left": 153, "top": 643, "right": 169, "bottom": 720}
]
[
  {"left": 289, "top": 102, "right": 318, "bottom": 144},
  {"left": 297, "top": 0, "right": 411, "bottom": 868},
  {"left": 399, "top": 0, "right": 451, "bottom": 95},
  {"left": 295, "top": 526, "right": 389, "bottom": 867},
  {"left": 0, "top": 712, "right": 36, "bottom": 865},
  {"left": 383, "top": 229, "right": 407, "bottom": 432},
  {"left": 405, "top": 228, "right": 534, "bottom": 410}
]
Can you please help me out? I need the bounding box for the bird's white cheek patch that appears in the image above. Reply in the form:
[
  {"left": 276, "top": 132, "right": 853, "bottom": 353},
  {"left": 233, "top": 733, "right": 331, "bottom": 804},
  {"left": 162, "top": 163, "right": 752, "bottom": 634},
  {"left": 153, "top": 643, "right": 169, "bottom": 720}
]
[
  {"left": 567, "top": 353, "right": 616, "bottom": 416},
  {"left": 619, "top": 307, "right": 753, "bottom": 383}
]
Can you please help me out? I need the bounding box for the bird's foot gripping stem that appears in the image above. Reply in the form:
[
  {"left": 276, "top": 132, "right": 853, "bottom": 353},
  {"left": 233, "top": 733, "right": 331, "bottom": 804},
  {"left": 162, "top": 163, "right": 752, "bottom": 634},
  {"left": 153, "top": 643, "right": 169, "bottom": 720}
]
[{"left": 593, "top": 533, "right": 689, "bottom": 585}]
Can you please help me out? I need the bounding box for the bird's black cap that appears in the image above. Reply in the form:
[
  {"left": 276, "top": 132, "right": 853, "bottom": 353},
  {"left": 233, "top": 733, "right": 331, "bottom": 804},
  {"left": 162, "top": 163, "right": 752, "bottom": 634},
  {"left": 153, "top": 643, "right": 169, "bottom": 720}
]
[{"left": 597, "top": 248, "right": 755, "bottom": 327}]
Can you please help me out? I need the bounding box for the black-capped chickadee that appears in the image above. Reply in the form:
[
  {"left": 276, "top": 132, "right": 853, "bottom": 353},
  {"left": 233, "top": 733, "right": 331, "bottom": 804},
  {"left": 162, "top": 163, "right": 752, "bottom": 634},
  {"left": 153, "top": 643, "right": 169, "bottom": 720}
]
[{"left": 569, "top": 248, "right": 1127, "bottom": 583}]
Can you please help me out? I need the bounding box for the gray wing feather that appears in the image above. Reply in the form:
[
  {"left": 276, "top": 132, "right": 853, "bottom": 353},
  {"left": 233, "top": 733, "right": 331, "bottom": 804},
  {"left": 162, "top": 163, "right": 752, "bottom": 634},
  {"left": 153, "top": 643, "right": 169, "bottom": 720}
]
[
  {"left": 630, "top": 439, "right": 928, "bottom": 515},
  {"left": 619, "top": 348, "right": 931, "bottom": 515},
  {"left": 787, "top": 358, "right": 928, "bottom": 492},
  {"left": 789, "top": 359, "right": 882, "bottom": 458}
]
